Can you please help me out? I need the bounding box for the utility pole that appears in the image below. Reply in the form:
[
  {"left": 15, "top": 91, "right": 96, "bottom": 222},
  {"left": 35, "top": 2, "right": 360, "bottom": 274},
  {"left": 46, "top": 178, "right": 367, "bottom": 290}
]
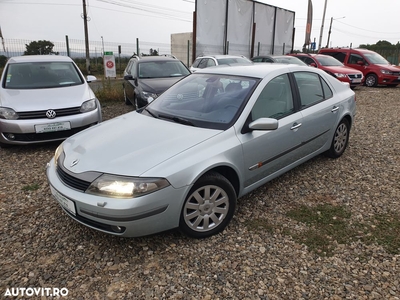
[
  {"left": 318, "top": 0, "right": 328, "bottom": 51},
  {"left": 326, "top": 16, "right": 345, "bottom": 48},
  {"left": 82, "top": 0, "right": 91, "bottom": 74}
]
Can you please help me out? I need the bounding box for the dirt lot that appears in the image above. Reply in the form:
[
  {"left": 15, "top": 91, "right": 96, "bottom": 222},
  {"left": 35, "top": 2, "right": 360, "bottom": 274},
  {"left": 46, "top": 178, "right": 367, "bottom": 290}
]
[{"left": 0, "top": 86, "right": 399, "bottom": 299}]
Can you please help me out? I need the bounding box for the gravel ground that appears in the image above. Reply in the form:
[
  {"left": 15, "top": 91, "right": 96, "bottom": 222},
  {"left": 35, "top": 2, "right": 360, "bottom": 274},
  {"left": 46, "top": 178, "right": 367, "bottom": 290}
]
[{"left": 1, "top": 86, "right": 399, "bottom": 299}]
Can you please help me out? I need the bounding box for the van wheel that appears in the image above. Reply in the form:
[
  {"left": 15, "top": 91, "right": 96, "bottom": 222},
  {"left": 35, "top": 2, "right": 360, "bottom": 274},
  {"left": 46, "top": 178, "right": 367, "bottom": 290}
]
[
  {"left": 365, "top": 74, "right": 378, "bottom": 87},
  {"left": 179, "top": 172, "right": 236, "bottom": 238}
]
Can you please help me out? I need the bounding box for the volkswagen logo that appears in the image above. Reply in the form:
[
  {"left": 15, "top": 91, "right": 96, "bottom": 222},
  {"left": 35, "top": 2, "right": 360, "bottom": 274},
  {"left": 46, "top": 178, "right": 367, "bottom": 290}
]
[{"left": 46, "top": 110, "right": 57, "bottom": 119}]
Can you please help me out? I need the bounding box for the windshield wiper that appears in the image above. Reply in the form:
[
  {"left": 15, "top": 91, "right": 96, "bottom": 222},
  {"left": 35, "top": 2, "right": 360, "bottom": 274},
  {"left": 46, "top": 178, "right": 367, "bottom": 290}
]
[
  {"left": 144, "top": 108, "right": 158, "bottom": 118},
  {"left": 158, "top": 114, "right": 195, "bottom": 126}
]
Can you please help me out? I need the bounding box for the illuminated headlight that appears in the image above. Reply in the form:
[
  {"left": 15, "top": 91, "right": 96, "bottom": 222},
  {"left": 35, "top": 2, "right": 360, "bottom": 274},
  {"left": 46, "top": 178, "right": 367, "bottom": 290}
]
[
  {"left": 80, "top": 99, "right": 97, "bottom": 113},
  {"left": 141, "top": 91, "right": 158, "bottom": 102},
  {"left": 86, "top": 174, "right": 170, "bottom": 198},
  {"left": 380, "top": 69, "right": 392, "bottom": 75},
  {"left": 0, "top": 107, "right": 19, "bottom": 120},
  {"left": 334, "top": 73, "right": 347, "bottom": 78},
  {"left": 54, "top": 143, "right": 64, "bottom": 165}
]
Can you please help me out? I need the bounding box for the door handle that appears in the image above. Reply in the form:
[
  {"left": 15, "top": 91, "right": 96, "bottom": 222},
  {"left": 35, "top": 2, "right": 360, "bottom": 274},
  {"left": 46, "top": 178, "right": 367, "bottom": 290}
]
[
  {"left": 291, "top": 122, "right": 302, "bottom": 130},
  {"left": 331, "top": 106, "right": 339, "bottom": 112}
]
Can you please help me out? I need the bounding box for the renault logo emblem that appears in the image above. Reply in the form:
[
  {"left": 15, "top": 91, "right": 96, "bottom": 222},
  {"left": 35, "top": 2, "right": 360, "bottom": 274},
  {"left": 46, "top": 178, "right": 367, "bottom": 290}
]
[
  {"left": 70, "top": 159, "right": 79, "bottom": 167},
  {"left": 46, "top": 110, "right": 57, "bottom": 119}
]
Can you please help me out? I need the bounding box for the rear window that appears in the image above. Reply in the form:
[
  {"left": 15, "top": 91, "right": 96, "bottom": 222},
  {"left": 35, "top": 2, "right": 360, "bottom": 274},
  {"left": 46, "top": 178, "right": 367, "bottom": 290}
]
[{"left": 4, "top": 62, "right": 84, "bottom": 89}]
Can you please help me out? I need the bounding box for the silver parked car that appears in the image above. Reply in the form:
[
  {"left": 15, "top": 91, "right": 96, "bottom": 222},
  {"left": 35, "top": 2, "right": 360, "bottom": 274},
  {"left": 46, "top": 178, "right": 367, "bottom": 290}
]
[
  {"left": 0, "top": 55, "right": 102, "bottom": 147},
  {"left": 46, "top": 64, "right": 356, "bottom": 238}
]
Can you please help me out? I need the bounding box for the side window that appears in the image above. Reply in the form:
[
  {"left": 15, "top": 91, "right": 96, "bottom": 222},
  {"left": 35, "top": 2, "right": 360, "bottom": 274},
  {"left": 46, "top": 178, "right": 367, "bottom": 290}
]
[
  {"left": 252, "top": 57, "right": 263, "bottom": 62},
  {"left": 293, "top": 72, "right": 329, "bottom": 108},
  {"left": 191, "top": 58, "right": 201, "bottom": 68},
  {"left": 251, "top": 74, "right": 294, "bottom": 120},
  {"left": 348, "top": 54, "right": 363, "bottom": 65},
  {"left": 198, "top": 59, "right": 208, "bottom": 69},
  {"left": 207, "top": 59, "right": 216, "bottom": 67}
]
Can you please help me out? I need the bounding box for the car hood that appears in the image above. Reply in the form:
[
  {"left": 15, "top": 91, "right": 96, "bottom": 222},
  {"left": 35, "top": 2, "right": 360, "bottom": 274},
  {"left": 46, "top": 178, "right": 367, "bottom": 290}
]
[
  {"left": 139, "top": 77, "right": 183, "bottom": 94},
  {"left": 0, "top": 84, "right": 95, "bottom": 111},
  {"left": 322, "top": 65, "right": 362, "bottom": 74},
  {"left": 61, "top": 112, "right": 221, "bottom": 176}
]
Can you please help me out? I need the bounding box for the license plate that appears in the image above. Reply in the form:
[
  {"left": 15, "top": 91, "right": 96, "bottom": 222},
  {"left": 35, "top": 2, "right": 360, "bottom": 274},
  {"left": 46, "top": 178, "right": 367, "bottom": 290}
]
[
  {"left": 352, "top": 78, "right": 361, "bottom": 83},
  {"left": 51, "top": 186, "right": 76, "bottom": 216},
  {"left": 35, "top": 122, "right": 71, "bottom": 133}
]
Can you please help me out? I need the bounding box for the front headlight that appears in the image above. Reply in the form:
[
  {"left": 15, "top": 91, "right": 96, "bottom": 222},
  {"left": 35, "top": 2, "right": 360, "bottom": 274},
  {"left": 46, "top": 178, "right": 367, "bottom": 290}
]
[
  {"left": 80, "top": 99, "right": 97, "bottom": 113},
  {"left": 0, "top": 107, "right": 19, "bottom": 120},
  {"left": 86, "top": 174, "right": 170, "bottom": 198},
  {"left": 380, "top": 69, "right": 392, "bottom": 75},
  {"left": 54, "top": 143, "right": 64, "bottom": 165},
  {"left": 141, "top": 91, "right": 158, "bottom": 102},
  {"left": 334, "top": 73, "right": 347, "bottom": 78}
]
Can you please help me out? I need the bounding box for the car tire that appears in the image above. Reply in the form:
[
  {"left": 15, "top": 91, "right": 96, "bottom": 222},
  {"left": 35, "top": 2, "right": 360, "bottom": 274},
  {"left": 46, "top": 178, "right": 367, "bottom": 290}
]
[
  {"left": 179, "top": 172, "right": 236, "bottom": 238},
  {"left": 123, "top": 87, "right": 132, "bottom": 106},
  {"left": 326, "top": 119, "right": 350, "bottom": 158},
  {"left": 365, "top": 74, "right": 378, "bottom": 87}
]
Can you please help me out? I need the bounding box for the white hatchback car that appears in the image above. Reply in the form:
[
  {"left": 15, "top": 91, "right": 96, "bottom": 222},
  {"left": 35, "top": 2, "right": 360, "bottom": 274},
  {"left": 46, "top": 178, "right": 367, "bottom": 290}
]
[{"left": 0, "top": 55, "right": 102, "bottom": 147}]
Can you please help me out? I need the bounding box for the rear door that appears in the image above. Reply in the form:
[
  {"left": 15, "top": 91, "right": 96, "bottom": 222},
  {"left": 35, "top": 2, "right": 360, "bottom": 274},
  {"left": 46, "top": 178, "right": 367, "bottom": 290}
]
[{"left": 292, "top": 71, "right": 339, "bottom": 154}]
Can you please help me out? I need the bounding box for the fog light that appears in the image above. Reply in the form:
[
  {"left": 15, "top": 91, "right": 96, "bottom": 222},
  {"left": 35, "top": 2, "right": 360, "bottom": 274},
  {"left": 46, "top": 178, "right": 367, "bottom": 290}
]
[
  {"left": 5, "top": 133, "right": 15, "bottom": 140},
  {"left": 111, "top": 225, "right": 123, "bottom": 233}
]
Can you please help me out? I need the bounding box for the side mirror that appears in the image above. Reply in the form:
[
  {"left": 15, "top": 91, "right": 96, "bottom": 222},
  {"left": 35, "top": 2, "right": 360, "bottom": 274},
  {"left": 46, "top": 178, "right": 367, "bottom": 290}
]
[
  {"left": 310, "top": 63, "right": 317, "bottom": 68},
  {"left": 86, "top": 75, "right": 97, "bottom": 82},
  {"left": 357, "top": 60, "right": 364, "bottom": 65},
  {"left": 249, "top": 118, "right": 279, "bottom": 131},
  {"left": 124, "top": 74, "right": 134, "bottom": 80}
]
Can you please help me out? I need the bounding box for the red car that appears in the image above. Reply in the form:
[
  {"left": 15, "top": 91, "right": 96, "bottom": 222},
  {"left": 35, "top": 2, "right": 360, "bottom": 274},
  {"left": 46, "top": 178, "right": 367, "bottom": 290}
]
[
  {"left": 290, "top": 53, "right": 364, "bottom": 89},
  {"left": 319, "top": 48, "right": 400, "bottom": 87}
]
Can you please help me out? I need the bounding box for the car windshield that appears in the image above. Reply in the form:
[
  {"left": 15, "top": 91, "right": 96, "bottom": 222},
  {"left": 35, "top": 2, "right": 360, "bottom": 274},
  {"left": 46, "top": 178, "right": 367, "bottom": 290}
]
[
  {"left": 363, "top": 52, "right": 390, "bottom": 65},
  {"left": 216, "top": 57, "right": 252, "bottom": 65},
  {"left": 4, "top": 62, "right": 84, "bottom": 89},
  {"left": 138, "top": 61, "right": 191, "bottom": 78},
  {"left": 315, "top": 56, "right": 343, "bottom": 66},
  {"left": 144, "top": 73, "right": 259, "bottom": 130}
]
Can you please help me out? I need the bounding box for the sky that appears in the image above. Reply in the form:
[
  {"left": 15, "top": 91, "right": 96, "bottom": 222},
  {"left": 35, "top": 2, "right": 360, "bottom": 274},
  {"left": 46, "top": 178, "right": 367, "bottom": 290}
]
[{"left": 0, "top": 0, "right": 399, "bottom": 52}]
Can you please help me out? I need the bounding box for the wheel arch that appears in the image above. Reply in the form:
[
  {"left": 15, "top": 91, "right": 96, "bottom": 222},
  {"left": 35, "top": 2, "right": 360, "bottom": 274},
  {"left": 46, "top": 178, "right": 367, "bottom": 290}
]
[{"left": 201, "top": 165, "right": 240, "bottom": 197}]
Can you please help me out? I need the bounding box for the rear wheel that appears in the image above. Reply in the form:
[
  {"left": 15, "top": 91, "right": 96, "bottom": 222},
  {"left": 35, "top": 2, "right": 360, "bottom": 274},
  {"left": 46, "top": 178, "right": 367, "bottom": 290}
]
[
  {"left": 179, "top": 172, "right": 236, "bottom": 238},
  {"left": 365, "top": 74, "right": 378, "bottom": 87},
  {"left": 326, "top": 119, "right": 350, "bottom": 158}
]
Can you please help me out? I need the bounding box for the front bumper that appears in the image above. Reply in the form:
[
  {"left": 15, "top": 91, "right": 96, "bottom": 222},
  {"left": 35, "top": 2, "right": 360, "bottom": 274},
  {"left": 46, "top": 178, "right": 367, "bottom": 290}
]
[
  {"left": 0, "top": 108, "right": 101, "bottom": 145},
  {"left": 46, "top": 159, "right": 188, "bottom": 237}
]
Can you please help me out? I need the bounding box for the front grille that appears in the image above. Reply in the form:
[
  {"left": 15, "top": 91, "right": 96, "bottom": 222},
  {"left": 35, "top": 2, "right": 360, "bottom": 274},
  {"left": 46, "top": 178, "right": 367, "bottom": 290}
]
[
  {"left": 56, "top": 165, "right": 91, "bottom": 192},
  {"left": 18, "top": 107, "right": 81, "bottom": 119},
  {"left": 348, "top": 74, "right": 363, "bottom": 79},
  {"left": 5, "top": 124, "right": 93, "bottom": 142}
]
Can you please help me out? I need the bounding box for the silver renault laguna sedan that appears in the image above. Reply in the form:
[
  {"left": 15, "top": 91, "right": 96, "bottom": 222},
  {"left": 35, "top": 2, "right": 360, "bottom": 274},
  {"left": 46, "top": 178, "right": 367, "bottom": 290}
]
[
  {"left": 47, "top": 63, "right": 356, "bottom": 238},
  {"left": 0, "top": 55, "right": 102, "bottom": 147}
]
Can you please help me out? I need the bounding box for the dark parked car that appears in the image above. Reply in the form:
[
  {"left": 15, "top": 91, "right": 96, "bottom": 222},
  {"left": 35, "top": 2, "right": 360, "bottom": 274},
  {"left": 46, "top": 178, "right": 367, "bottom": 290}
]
[{"left": 123, "top": 55, "right": 191, "bottom": 109}]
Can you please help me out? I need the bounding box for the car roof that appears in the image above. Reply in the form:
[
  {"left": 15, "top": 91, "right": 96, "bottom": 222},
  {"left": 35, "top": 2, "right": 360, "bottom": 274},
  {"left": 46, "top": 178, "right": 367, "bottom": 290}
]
[
  {"left": 193, "top": 63, "right": 311, "bottom": 78},
  {"left": 132, "top": 56, "right": 179, "bottom": 62},
  {"left": 197, "top": 55, "right": 247, "bottom": 59},
  {"left": 7, "top": 55, "right": 74, "bottom": 64}
]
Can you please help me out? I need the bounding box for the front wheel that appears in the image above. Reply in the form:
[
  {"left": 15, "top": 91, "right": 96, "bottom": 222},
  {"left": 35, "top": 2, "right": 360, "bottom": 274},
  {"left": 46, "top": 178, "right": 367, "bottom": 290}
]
[
  {"left": 326, "top": 119, "right": 350, "bottom": 158},
  {"left": 179, "top": 172, "right": 236, "bottom": 238},
  {"left": 365, "top": 74, "right": 378, "bottom": 87},
  {"left": 123, "top": 87, "right": 132, "bottom": 106}
]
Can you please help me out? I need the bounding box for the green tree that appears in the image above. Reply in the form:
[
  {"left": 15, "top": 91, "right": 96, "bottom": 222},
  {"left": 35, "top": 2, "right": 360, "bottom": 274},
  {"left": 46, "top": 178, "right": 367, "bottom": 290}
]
[
  {"left": 0, "top": 55, "right": 7, "bottom": 68},
  {"left": 24, "top": 40, "right": 59, "bottom": 55}
]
